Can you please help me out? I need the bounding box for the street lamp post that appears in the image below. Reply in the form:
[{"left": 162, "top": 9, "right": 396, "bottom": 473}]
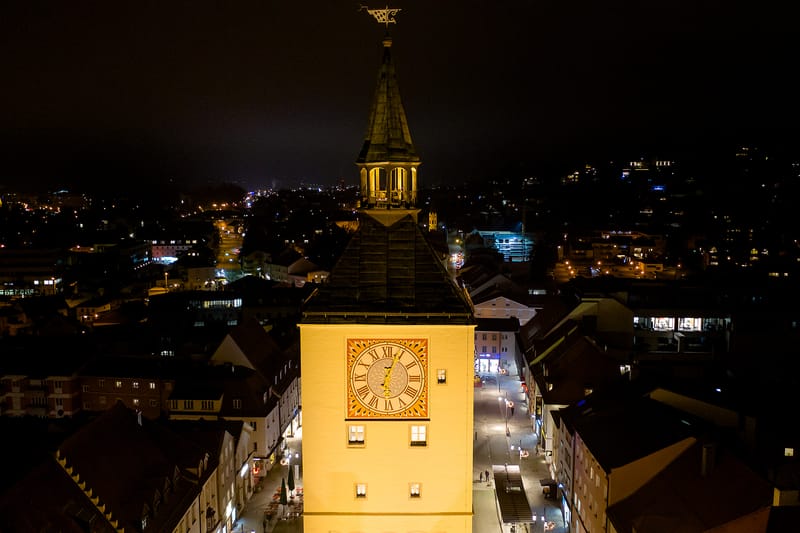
[{"left": 499, "top": 396, "right": 509, "bottom": 436}]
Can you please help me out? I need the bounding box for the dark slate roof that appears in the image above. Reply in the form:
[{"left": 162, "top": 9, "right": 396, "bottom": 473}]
[
  {"left": 606, "top": 441, "right": 772, "bottom": 533},
  {"left": 226, "top": 318, "right": 287, "bottom": 375},
  {"left": 57, "top": 402, "right": 208, "bottom": 532},
  {"left": 558, "top": 385, "right": 699, "bottom": 472},
  {"left": 356, "top": 36, "right": 419, "bottom": 164},
  {"left": 533, "top": 335, "right": 624, "bottom": 406},
  {"left": 168, "top": 364, "right": 277, "bottom": 417},
  {"left": 302, "top": 211, "right": 473, "bottom": 324},
  {"left": 166, "top": 419, "right": 227, "bottom": 461},
  {"left": 518, "top": 295, "right": 573, "bottom": 349}
]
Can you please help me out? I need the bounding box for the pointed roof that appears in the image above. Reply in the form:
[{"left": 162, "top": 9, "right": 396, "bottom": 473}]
[
  {"left": 302, "top": 212, "right": 473, "bottom": 324},
  {"left": 357, "top": 35, "right": 420, "bottom": 164},
  {"left": 55, "top": 402, "right": 208, "bottom": 532},
  {"left": 606, "top": 441, "right": 772, "bottom": 533}
]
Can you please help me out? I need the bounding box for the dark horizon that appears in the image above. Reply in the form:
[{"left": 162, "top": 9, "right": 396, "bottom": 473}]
[{"left": 1, "top": 2, "right": 797, "bottom": 192}]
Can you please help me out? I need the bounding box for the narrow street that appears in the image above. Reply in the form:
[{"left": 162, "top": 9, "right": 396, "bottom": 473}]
[{"left": 473, "top": 362, "right": 567, "bottom": 533}]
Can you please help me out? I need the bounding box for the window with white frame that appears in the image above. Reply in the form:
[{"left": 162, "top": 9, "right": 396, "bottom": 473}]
[
  {"left": 348, "top": 425, "right": 365, "bottom": 445},
  {"left": 355, "top": 483, "right": 367, "bottom": 498},
  {"left": 678, "top": 317, "right": 702, "bottom": 331},
  {"left": 652, "top": 317, "right": 675, "bottom": 331},
  {"left": 437, "top": 369, "right": 446, "bottom": 384},
  {"left": 410, "top": 425, "right": 427, "bottom": 446},
  {"left": 409, "top": 482, "right": 421, "bottom": 498}
]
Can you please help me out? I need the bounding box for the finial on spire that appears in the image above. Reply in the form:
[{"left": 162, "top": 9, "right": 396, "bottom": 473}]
[{"left": 359, "top": 4, "right": 402, "bottom": 29}]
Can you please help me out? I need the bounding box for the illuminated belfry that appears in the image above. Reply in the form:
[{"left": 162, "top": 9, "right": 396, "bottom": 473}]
[{"left": 357, "top": 32, "right": 420, "bottom": 209}]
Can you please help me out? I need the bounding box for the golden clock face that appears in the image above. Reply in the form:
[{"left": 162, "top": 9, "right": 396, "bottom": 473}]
[{"left": 347, "top": 338, "right": 428, "bottom": 419}]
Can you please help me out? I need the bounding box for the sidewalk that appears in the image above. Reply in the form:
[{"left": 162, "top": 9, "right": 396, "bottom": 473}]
[{"left": 233, "top": 431, "right": 303, "bottom": 533}]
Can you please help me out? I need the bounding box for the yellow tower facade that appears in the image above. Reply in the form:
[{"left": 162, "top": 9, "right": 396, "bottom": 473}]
[{"left": 300, "top": 321, "right": 474, "bottom": 532}]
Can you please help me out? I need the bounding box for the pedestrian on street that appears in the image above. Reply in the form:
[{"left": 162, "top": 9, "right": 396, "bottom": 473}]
[
  {"left": 479, "top": 470, "right": 483, "bottom": 482},
  {"left": 484, "top": 469, "right": 490, "bottom": 482}
]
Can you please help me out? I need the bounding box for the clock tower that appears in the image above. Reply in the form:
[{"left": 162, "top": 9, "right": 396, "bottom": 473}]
[{"left": 299, "top": 10, "right": 476, "bottom": 532}]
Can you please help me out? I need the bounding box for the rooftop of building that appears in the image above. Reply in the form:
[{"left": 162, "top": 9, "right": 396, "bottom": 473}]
[{"left": 302, "top": 211, "right": 474, "bottom": 324}]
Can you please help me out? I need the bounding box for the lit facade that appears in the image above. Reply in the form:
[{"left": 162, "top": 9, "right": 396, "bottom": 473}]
[{"left": 300, "top": 324, "right": 475, "bottom": 531}]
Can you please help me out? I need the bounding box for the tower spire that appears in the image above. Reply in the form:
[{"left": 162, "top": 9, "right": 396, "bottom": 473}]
[{"left": 357, "top": 6, "right": 420, "bottom": 211}]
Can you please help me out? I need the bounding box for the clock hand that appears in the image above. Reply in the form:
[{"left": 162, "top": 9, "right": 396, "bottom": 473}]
[{"left": 382, "top": 351, "right": 401, "bottom": 397}]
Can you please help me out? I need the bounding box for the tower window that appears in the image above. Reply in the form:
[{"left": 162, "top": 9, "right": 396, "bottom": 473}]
[
  {"left": 355, "top": 483, "right": 367, "bottom": 498},
  {"left": 348, "top": 425, "right": 365, "bottom": 445},
  {"left": 410, "top": 425, "right": 427, "bottom": 447},
  {"left": 410, "top": 482, "right": 421, "bottom": 498},
  {"left": 437, "top": 369, "right": 447, "bottom": 384}
]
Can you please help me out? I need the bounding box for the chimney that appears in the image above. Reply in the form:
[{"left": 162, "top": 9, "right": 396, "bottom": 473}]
[{"left": 701, "top": 442, "right": 716, "bottom": 477}]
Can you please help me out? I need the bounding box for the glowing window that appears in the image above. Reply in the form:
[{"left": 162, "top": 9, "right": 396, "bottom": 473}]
[
  {"left": 348, "top": 425, "right": 365, "bottom": 445},
  {"left": 410, "top": 425, "right": 427, "bottom": 446}
]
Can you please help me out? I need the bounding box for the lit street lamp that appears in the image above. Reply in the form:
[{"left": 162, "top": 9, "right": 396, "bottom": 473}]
[{"left": 499, "top": 396, "right": 510, "bottom": 436}]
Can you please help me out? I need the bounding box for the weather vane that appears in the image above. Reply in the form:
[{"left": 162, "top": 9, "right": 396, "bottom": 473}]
[{"left": 359, "top": 4, "right": 402, "bottom": 28}]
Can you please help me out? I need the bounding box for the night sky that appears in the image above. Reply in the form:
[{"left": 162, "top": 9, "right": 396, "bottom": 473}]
[{"left": 1, "top": 1, "right": 797, "bottom": 191}]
